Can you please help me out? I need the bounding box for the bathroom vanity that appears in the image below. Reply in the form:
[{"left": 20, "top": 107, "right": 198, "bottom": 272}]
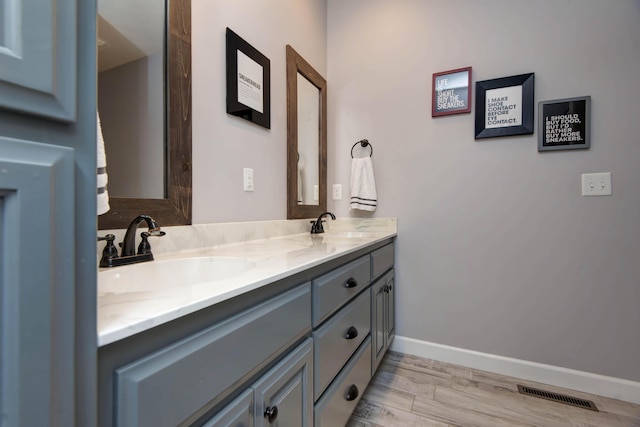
[{"left": 97, "top": 219, "right": 396, "bottom": 426}]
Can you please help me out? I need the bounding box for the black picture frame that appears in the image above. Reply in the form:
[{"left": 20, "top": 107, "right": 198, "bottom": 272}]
[
  {"left": 475, "top": 73, "right": 535, "bottom": 139},
  {"left": 538, "top": 96, "right": 591, "bottom": 151},
  {"left": 432, "top": 66, "right": 472, "bottom": 117},
  {"left": 226, "top": 28, "right": 271, "bottom": 129}
]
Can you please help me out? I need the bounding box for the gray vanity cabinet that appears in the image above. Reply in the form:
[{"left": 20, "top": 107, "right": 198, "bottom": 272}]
[
  {"left": 204, "top": 338, "right": 313, "bottom": 427},
  {"left": 253, "top": 338, "right": 313, "bottom": 427},
  {"left": 314, "top": 337, "right": 372, "bottom": 427},
  {"left": 99, "top": 239, "right": 396, "bottom": 427},
  {"left": 112, "top": 284, "right": 311, "bottom": 427},
  {"left": 202, "top": 389, "right": 254, "bottom": 427},
  {"left": 371, "top": 269, "right": 396, "bottom": 374}
]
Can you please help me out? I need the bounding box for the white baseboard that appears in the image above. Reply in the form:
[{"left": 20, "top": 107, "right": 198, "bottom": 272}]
[{"left": 390, "top": 336, "right": 640, "bottom": 404}]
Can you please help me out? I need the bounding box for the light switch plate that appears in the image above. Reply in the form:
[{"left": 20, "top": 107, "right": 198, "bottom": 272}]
[
  {"left": 243, "top": 168, "right": 254, "bottom": 192},
  {"left": 332, "top": 184, "right": 342, "bottom": 200},
  {"left": 581, "top": 172, "right": 611, "bottom": 196}
]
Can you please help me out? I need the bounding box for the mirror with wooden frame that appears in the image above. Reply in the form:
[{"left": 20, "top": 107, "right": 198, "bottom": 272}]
[
  {"left": 98, "top": 0, "right": 191, "bottom": 229},
  {"left": 286, "top": 45, "right": 327, "bottom": 219}
]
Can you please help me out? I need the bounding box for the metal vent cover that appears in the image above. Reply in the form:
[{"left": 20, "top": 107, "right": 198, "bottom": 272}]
[{"left": 517, "top": 385, "right": 598, "bottom": 412}]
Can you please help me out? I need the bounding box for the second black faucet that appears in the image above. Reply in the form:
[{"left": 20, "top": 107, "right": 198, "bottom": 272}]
[{"left": 310, "top": 212, "right": 336, "bottom": 234}]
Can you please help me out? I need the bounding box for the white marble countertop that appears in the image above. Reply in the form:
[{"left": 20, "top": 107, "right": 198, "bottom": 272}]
[{"left": 98, "top": 218, "right": 397, "bottom": 346}]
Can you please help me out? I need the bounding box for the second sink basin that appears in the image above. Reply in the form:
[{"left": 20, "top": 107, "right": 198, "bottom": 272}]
[{"left": 99, "top": 256, "right": 256, "bottom": 294}]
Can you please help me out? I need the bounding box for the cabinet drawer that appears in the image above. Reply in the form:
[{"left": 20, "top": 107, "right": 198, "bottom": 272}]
[
  {"left": 115, "top": 283, "right": 311, "bottom": 427},
  {"left": 314, "top": 337, "right": 372, "bottom": 427},
  {"left": 312, "top": 255, "right": 370, "bottom": 326},
  {"left": 371, "top": 243, "right": 394, "bottom": 280},
  {"left": 313, "top": 290, "right": 370, "bottom": 400}
]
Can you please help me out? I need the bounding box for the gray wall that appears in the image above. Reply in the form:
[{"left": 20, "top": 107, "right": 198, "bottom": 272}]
[
  {"left": 327, "top": 0, "right": 640, "bottom": 381},
  {"left": 191, "top": 0, "right": 327, "bottom": 223},
  {"left": 98, "top": 53, "right": 164, "bottom": 199}
]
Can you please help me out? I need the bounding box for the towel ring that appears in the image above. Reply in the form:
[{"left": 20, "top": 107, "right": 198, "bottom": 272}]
[{"left": 351, "top": 139, "right": 373, "bottom": 158}]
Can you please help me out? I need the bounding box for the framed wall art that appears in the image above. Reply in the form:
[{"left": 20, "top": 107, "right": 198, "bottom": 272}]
[
  {"left": 226, "top": 28, "right": 271, "bottom": 129},
  {"left": 474, "top": 73, "right": 534, "bottom": 139},
  {"left": 538, "top": 96, "right": 591, "bottom": 151},
  {"left": 432, "top": 66, "right": 472, "bottom": 117}
]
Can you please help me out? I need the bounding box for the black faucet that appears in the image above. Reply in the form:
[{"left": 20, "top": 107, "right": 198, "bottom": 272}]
[
  {"left": 121, "top": 214, "right": 165, "bottom": 256},
  {"left": 310, "top": 212, "right": 336, "bottom": 234},
  {"left": 98, "top": 214, "right": 165, "bottom": 268}
]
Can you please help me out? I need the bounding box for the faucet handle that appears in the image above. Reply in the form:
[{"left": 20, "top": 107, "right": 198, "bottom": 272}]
[
  {"left": 138, "top": 232, "right": 152, "bottom": 255},
  {"left": 98, "top": 234, "right": 119, "bottom": 266},
  {"left": 138, "top": 230, "right": 167, "bottom": 255},
  {"left": 138, "top": 231, "right": 166, "bottom": 255}
]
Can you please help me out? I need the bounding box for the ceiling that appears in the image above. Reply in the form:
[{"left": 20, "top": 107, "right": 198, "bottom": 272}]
[{"left": 97, "top": 0, "right": 164, "bottom": 73}]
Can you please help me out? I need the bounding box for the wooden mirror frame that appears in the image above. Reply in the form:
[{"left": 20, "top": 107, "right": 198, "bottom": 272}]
[
  {"left": 286, "top": 45, "right": 327, "bottom": 219},
  {"left": 98, "top": 0, "right": 192, "bottom": 229}
]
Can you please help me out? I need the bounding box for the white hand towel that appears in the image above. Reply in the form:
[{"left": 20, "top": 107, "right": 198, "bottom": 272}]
[
  {"left": 349, "top": 156, "right": 377, "bottom": 212},
  {"left": 97, "top": 112, "right": 110, "bottom": 215},
  {"left": 297, "top": 154, "right": 304, "bottom": 204}
]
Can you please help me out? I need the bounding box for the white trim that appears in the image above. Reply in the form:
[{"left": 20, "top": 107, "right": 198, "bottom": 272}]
[{"left": 390, "top": 336, "right": 640, "bottom": 404}]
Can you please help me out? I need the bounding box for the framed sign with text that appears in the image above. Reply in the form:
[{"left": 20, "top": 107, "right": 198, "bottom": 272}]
[
  {"left": 474, "top": 73, "right": 534, "bottom": 139},
  {"left": 538, "top": 96, "right": 591, "bottom": 151},
  {"left": 226, "top": 28, "right": 271, "bottom": 129},
  {"left": 432, "top": 67, "right": 472, "bottom": 117}
]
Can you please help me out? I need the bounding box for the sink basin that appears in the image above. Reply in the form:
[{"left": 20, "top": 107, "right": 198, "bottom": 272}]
[{"left": 98, "top": 256, "right": 256, "bottom": 294}]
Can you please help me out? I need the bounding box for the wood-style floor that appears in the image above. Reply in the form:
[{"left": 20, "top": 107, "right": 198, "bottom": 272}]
[{"left": 347, "top": 351, "right": 640, "bottom": 427}]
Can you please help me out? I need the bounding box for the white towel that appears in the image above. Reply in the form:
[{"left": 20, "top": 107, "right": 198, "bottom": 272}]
[
  {"left": 297, "top": 154, "right": 304, "bottom": 204},
  {"left": 97, "top": 112, "right": 110, "bottom": 215},
  {"left": 349, "top": 156, "right": 377, "bottom": 211}
]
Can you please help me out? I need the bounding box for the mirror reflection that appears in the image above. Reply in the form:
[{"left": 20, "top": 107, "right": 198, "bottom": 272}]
[
  {"left": 297, "top": 74, "right": 320, "bottom": 206},
  {"left": 97, "top": 0, "right": 165, "bottom": 199},
  {"left": 97, "top": 0, "right": 191, "bottom": 231}
]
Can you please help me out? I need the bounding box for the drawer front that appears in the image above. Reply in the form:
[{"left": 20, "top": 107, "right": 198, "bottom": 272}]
[
  {"left": 314, "top": 337, "right": 372, "bottom": 427},
  {"left": 313, "top": 291, "right": 370, "bottom": 399},
  {"left": 312, "top": 255, "right": 370, "bottom": 326},
  {"left": 115, "top": 283, "right": 311, "bottom": 427},
  {"left": 371, "top": 243, "right": 394, "bottom": 280}
]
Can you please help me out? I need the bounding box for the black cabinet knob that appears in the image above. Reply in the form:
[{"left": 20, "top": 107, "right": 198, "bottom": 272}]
[
  {"left": 383, "top": 285, "right": 389, "bottom": 293},
  {"left": 264, "top": 406, "right": 278, "bottom": 423},
  {"left": 345, "top": 278, "right": 358, "bottom": 288},
  {"left": 345, "top": 384, "right": 359, "bottom": 401},
  {"left": 345, "top": 326, "right": 359, "bottom": 340},
  {"left": 388, "top": 284, "right": 393, "bottom": 291}
]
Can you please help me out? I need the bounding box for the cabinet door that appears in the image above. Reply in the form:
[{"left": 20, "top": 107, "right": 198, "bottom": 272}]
[
  {"left": 202, "top": 389, "right": 254, "bottom": 427},
  {"left": 253, "top": 338, "right": 313, "bottom": 427},
  {"left": 385, "top": 270, "right": 396, "bottom": 346},
  {"left": 0, "top": 0, "right": 76, "bottom": 120},
  {"left": 371, "top": 278, "right": 387, "bottom": 374},
  {"left": 0, "top": 1, "right": 96, "bottom": 425}
]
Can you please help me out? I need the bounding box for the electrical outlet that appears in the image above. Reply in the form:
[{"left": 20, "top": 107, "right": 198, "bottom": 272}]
[
  {"left": 243, "top": 168, "right": 254, "bottom": 192},
  {"left": 332, "top": 184, "right": 342, "bottom": 200},
  {"left": 581, "top": 172, "right": 611, "bottom": 196}
]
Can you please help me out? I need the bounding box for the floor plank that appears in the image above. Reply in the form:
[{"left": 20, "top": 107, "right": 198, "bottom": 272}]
[{"left": 348, "top": 351, "right": 640, "bottom": 427}]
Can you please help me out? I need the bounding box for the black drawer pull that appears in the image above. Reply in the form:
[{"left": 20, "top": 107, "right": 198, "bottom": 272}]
[
  {"left": 345, "top": 384, "right": 359, "bottom": 401},
  {"left": 383, "top": 285, "right": 389, "bottom": 293},
  {"left": 345, "top": 326, "right": 358, "bottom": 340},
  {"left": 264, "top": 406, "right": 278, "bottom": 423},
  {"left": 345, "top": 277, "right": 358, "bottom": 288},
  {"left": 388, "top": 284, "right": 393, "bottom": 291}
]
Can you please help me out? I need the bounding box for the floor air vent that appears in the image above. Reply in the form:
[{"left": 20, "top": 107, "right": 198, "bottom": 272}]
[{"left": 517, "top": 385, "right": 598, "bottom": 411}]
